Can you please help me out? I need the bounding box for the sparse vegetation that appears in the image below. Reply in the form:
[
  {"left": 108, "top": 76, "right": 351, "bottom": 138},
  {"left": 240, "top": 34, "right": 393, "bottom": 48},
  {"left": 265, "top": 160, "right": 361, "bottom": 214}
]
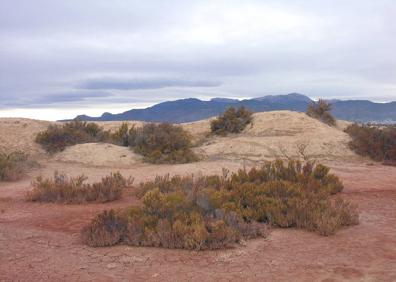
[
  {"left": 36, "top": 121, "right": 197, "bottom": 164},
  {"left": 211, "top": 107, "right": 253, "bottom": 135},
  {"left": 0, "top": 150, "right": 31, "bottom": 181},
  {"left": 306, "top": 99, "right": 336, "bottom": 126},
  {"left": 26, "top": 171, "right": 133, "bottom": 204},
  {"left": 35, "top": 120, "right": 107, "bottom": 152},
  {"left": 345, "top": 123, "right": 396, "bottom": 162},
  {"left": 82, "top": 160, "right": 358, "bottom": 249},
  {"left": 128, "top": 123, "right": 198, "bottom": 164}
]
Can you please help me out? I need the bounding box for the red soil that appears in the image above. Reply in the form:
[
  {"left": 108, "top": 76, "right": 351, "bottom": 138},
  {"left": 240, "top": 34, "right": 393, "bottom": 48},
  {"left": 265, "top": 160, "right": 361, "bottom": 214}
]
[{"left": 1, "top": 161, "right": 396, "bottom": 281}]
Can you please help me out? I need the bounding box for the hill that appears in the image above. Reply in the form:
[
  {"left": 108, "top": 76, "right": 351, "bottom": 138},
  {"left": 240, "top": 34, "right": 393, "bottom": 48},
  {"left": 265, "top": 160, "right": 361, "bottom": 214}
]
[
  {"left": 0, "top": 111, "right": 356, "bottom": 165},
  {"left": 73, "top": 93, "right": 396, "bottom": 123}
]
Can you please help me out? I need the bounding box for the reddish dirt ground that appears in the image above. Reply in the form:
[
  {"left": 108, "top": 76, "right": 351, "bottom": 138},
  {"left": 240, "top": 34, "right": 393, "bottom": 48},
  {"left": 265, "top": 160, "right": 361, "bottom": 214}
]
[{"left": 1, "top": 161, "right": 396, "bottom": 281}]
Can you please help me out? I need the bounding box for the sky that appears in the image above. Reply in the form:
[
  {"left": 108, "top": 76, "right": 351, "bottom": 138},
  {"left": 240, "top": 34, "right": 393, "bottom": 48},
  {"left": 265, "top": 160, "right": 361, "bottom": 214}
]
[{"left": 1, "top": 0, "right": 395, "bottom": 120}]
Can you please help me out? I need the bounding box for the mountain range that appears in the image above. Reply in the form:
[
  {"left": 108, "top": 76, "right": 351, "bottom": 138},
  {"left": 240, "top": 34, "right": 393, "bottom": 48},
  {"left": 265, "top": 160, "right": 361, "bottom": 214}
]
[{"left": 74, "top": 93, "right": 396, "bottom": 123}]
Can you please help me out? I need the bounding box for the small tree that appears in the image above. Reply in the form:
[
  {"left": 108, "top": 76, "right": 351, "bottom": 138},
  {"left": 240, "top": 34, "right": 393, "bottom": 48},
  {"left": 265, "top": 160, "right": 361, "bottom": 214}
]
[
  {"left": 306, "top": 99, "right": 336, "bottom": 126},
  {"left": 211, "top": 107, "right": 253, "bottom": 135}
]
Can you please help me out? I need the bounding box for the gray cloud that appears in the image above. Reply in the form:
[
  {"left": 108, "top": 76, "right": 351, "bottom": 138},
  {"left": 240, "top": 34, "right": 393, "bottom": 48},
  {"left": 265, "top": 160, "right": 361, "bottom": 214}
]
[
  {"left": 78, "top": 78, "right": 221, "bottom": 90},
  {"left": 0, "top": 91, "right": 112, "bottom": 107},
  {"left": 0, "top": 0, "right": 395, "bottom": 118}
]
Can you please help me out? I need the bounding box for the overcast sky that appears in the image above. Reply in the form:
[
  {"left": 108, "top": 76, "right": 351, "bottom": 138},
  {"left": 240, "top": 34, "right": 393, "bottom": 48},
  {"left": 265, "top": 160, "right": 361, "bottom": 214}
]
[{"left": 1, "top": 0, "right": 395, "bottom": 120}]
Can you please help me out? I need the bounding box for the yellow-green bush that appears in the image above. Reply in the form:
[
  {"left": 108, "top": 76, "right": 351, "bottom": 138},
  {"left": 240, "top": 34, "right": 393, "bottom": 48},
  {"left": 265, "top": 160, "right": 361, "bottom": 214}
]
[
  {"left": 82, "top": 160, "right": 358, "bottom": 249},
  {"left": 26, "top": 172, "right": 132, "bottom": 204},
  {"left": 211, "top": 107, "right": 253, "bottom": 135}
]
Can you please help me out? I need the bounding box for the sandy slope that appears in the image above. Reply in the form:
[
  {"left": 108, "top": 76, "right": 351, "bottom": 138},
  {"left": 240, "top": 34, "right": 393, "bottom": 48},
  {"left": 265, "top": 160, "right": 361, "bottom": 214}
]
[
  {"left": 0, "top": 118, "right": 51, "bottom": 156},
  {"left": 54, "top": 143, "right": 142, "bottom": 168},
  {"left": 186, "top": 111, "right": 355, "bottom": 161},
  {"left": 0, "top": 111, "right": 357, "bottom": 165}
]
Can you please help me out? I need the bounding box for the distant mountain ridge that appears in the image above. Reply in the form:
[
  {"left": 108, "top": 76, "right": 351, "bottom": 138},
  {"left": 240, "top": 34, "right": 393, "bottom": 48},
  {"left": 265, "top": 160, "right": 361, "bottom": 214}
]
[{"left": 73, "top": 93, "right": 396, "bottom": 123}]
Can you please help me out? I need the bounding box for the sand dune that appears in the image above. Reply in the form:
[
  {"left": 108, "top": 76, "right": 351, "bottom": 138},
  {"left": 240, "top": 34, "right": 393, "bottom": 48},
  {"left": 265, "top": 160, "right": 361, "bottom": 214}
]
[
  {"left": 184, "top": 111, "right": 355, "bottom": 161},
  {"left": 0, "top": 110, "right": 356, "bottom": 165}
]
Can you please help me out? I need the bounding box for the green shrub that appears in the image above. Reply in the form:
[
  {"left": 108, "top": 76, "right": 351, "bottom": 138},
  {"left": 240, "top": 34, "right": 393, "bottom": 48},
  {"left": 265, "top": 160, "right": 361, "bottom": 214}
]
[
  {"left": 0, "top": 150, "right": 31, "bottom": 181},
  {"left": 211, "top": 107, "right": 253, "bottom": 135},
  {"left": 345, "top": 123, "right": 396, "bottom": 162},
  {"left": 306, "top": 99, "right": 336, "bottom": 126},
  {"left": 26, "top": 171, "right": 133, "bottom": 204},
  {"left": 35, "top": 120, "right": 107, "bottom": 152},
  {"left": 128, "top": 123, "right": 198, "bottom": 164},
  {"left": 82, "top": 160, "right": 358, "bottom": 249}
]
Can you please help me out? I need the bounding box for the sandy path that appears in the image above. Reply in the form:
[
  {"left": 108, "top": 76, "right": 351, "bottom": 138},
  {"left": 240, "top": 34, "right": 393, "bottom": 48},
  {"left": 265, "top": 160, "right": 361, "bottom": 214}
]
[{"left": 1, "top": 161, "right": 396, "bottom": 281}]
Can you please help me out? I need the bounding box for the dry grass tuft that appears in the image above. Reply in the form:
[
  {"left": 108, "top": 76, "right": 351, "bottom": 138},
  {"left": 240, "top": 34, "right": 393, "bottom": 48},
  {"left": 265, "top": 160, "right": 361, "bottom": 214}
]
[
  {"left": 0, "top": 150, "right": 33, "bottom": 181},
  {"left": 26, "top": 171, "right": 133, "bottom": 204}
]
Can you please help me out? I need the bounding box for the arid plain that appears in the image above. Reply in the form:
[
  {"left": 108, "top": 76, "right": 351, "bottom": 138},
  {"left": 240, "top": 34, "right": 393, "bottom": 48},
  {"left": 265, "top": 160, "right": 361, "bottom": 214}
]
[{"left": 1, "top": 111, "right": 395, "bottom": 281}]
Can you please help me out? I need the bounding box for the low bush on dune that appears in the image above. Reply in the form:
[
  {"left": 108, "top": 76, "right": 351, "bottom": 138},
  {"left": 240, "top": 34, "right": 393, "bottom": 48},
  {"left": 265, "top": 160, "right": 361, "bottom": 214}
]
[
  {"left": 306, "top": 99, "right": 336, "bottom": 126},
  {"left": 26, "top": 171, "right": 133, "bottom": 204},
  {"left": 82, "top": 160, "right": 358, "bottom": 249},
  {"left": 345, "top": 123, "right": 396, "bottom": 163},
  {"left": 210, "top": 106, "right": 253, "bottom": 135},
  {"left": 127, "top": 123, "right": 198, "bottom": 164},
  {"left": 36, "top": 120, "right": 198, "bottom": 164},
  {"left": 35, "top": 120, "right": 108, "bottom": 152},
  {"left": 0, "top": 150, "right": 32, "bottom": 181}
]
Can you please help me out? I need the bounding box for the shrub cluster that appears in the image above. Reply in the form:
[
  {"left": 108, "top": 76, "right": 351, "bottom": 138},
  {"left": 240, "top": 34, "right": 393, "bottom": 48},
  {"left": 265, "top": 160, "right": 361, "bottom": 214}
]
[
  {"left": 35, "top": 120, "right": 107, "bottom": 152},
  {"left": 211, "top": 107, "right": 253, "bottom": 135},
  {"left": 82, "top": 160, "right": 358, "bottom": 249},
  {"left": 0, "top": 150, "right": 30, "bottom": 181},
  {"left": 26, "top": 172, "right": 132, "bottom": 204},
  {"left": 345, "top": 123, "right": 396, "bottom": 162},
  {"left": 36, "top": 121, "right": 198, "bottom": 164},
  {"left": 306, "top": 99, "right": 336, "bottom": 126},
  {"left": 128, "top": 123, "right": 198, "bottom": 164}
]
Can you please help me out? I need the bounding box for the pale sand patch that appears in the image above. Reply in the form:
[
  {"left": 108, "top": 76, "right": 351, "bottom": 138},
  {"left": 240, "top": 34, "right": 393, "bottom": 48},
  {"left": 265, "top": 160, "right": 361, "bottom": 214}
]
[{"left": 53, "top": 143, "right": 142, "bottom": 168}]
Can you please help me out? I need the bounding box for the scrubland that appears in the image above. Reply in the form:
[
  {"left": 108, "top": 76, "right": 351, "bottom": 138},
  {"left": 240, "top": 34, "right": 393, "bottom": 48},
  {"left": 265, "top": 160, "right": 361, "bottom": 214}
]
[{"left": 0, "top": 109, "right": 395, "bottom": 281}]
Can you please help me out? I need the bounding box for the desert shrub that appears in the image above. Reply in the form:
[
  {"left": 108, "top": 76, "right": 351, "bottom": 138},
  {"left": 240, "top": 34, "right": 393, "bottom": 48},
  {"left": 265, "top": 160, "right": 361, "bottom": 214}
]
[
  {"left": 211, "top": 107, "right": 253, "bottom": 135},
  {"left": 345, "top": 123, "right": 396, "bottom": 162},
  {"left": 306, "top": 99, "right": 336, "bottom": 126},
  {"left": 81, "top": 210, "right": 127, "bottom": 247},
  {"left": 128, "top": 123, "right": 198, "bottom": 164},
  {"left": 82, "top": 188, "right": 269, "bottom": 249},
  {"left": 26, "top": 171, "right": 132, "bottom": 204},
  {"left": 35, "top": 120, "right": 106, "bottom": 152},
  {"left": 83, "top": 159, "right": 358, "bottom": 249},
  {"left": 0, "top": 150, "right": 31, "bottom": 181},
  {"left": 110, "top": 122, "right": 131, "bottom": 146}
]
